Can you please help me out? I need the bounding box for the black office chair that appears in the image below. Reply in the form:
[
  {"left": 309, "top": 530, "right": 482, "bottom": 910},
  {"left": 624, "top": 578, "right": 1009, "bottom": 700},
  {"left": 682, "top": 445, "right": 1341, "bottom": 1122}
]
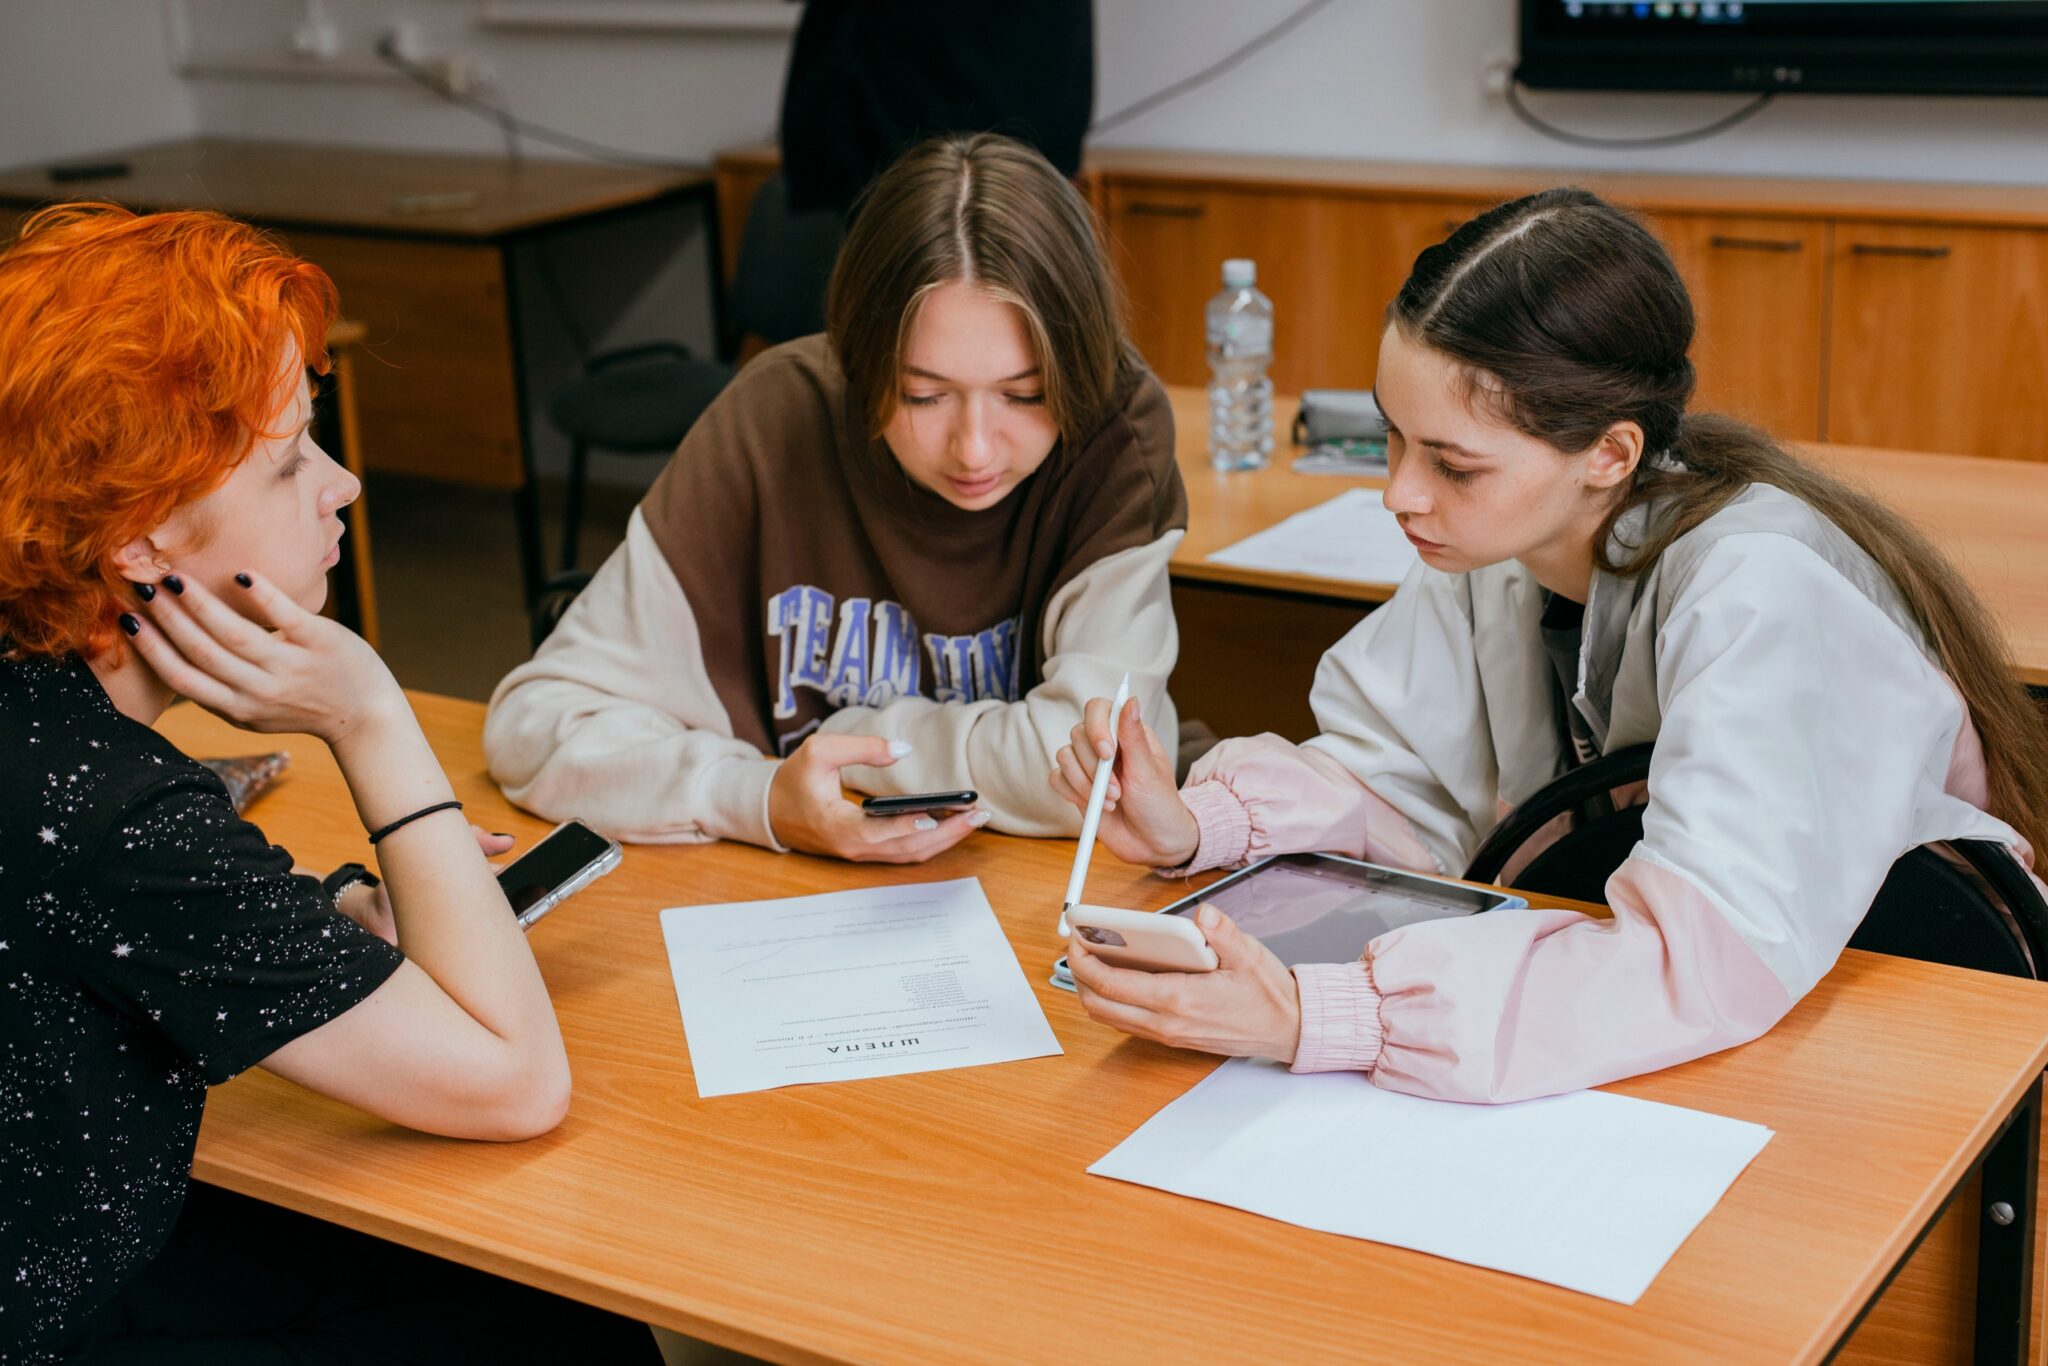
[
  {"left": 1464, "top": 742, "right": 2048, "bottom": 978},
  {"left": 549, "top": 174, "right": 844, "bottom": 572},
  {"left": 528, "top": 570, "right": 594, "bottom": 653},
  {"left": 1464, "top": 743, "right": 2048, "bottom": 1358}
]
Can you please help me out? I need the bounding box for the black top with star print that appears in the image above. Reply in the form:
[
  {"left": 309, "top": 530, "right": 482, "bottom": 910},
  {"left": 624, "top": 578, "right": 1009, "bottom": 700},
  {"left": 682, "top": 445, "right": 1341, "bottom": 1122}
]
[{"left": 0, "top": 654, "right": 404, "bottom": 1361}]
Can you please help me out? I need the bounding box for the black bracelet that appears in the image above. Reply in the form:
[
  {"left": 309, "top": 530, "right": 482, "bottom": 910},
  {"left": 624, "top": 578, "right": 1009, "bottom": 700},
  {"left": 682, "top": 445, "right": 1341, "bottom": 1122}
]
[{"left": 367, "top": 799, "right": 464, "bottom": 845}]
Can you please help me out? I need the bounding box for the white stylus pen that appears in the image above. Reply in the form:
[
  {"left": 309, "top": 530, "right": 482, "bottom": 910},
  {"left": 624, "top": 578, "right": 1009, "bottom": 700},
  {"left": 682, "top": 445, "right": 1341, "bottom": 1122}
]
[{"left": 1060, "top": 671, "right": 1130, "bottom": 938}]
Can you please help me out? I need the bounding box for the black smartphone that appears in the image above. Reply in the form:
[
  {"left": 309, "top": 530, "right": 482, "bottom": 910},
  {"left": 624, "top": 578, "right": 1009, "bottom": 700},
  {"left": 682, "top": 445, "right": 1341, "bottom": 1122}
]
[
  {"left": 495, "top": 819, "right": 622, "bottom": 928},
  {"left": 859, "top": 790, "right": 978, "bottom": 817}
]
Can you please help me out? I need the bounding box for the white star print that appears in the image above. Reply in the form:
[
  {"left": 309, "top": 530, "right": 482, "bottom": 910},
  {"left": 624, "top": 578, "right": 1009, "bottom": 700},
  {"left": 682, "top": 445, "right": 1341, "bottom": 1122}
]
[
  {"left": 112, "top": 943, "right": 132, "bottom": 958},
  {"left": 37, "top": 827, "right": 57, "bottom": 845}
]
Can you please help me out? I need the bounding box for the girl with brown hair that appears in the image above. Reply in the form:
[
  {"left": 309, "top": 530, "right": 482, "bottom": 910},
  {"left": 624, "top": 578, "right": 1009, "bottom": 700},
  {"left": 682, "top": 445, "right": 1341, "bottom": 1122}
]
[
  {"left": 487, "top": 133, "right": 1186, "bottom": 863},
  {"left": 1052, "top": 186, "right": 2048, "bottom": 1103}
]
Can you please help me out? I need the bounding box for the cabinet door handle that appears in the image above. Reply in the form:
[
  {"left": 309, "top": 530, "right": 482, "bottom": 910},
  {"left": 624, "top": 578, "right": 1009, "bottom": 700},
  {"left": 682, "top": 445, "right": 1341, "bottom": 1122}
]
[
  {"left": 1709, "top": 234, "right": 1804, "bottom": 253},
  {"left": 1123, "top": 200, "right": 1206, "bottom": 219},
  {"left": 1850, "top": 242, "right": 1952, "bottom": 260}
]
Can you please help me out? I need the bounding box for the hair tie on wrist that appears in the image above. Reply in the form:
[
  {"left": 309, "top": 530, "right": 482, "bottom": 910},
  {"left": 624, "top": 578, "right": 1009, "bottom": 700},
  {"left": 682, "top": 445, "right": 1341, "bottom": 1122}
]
[{"left": 367, "top": 800, "right": 464, "bottom": 845}]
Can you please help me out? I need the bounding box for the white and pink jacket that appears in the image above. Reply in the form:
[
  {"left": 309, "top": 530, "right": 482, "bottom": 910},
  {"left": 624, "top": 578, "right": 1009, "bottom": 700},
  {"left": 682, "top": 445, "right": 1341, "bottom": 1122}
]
[{"left": 1174, "top": 484, "right": 2032, "bottom": 1104}]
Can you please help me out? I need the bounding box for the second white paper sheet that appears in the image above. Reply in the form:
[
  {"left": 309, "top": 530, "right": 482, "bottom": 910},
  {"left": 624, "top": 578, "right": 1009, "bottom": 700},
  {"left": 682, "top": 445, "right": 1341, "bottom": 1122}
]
[
  {"left": 1090, "top": 1058, "right": 1771, "bottom": 1304},
  {"left": 1205, "top": 486, "right": 1419, "bottom": 585},
  {"left": 660, "top": 877, "right": 1061, "bottom": 1098}
]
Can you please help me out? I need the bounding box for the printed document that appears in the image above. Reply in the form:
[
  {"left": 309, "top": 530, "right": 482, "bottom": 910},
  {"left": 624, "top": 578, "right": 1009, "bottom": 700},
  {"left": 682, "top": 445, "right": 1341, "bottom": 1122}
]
[
  {"left": 1090, "top": 1058, "right": 1771, "bottom": 1304},
  {"left": 1205, "top": 487, "right": 1418, "bottom": 585},
  {"left": 660, "top": 877, "right": 1061, "bottom": 1098}
]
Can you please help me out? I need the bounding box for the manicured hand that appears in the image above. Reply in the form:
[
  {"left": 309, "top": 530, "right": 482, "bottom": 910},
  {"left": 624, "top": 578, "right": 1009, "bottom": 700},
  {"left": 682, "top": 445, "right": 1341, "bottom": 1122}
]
[
  {"left": 337, "top": 827, "right": 517, "bottom": 945},
  {"left": 1050, "top": 694, "right": 1200, "bottom": 867},
  {"left": 769, "top": 734, "right": 988, "bottom": 864},
  {"left": 122, "top": 569, "right": 404, "bottom": 746},
  {"left": 1067, "top": 905, "right": 1302, "bottom": 1063}
]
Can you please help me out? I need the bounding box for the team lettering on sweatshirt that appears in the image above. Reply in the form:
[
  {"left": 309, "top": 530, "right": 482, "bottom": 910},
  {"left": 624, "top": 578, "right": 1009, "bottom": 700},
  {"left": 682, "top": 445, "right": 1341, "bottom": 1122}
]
[{"left": 766, "top": 585, "right": 1021, "bottom": 722}]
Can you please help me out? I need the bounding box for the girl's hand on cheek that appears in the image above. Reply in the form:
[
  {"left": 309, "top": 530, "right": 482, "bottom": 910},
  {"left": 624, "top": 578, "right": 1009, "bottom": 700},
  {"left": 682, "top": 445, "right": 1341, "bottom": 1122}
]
[{"left": 122, "top": 569, "right": 404, "bottom": 745}]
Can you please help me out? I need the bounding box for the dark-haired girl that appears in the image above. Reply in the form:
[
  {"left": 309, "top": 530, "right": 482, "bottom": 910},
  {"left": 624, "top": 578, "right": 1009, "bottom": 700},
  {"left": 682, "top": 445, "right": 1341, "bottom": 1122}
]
[{"left": 1050, "top": 187, "right": 2048, "bottom": 1103}]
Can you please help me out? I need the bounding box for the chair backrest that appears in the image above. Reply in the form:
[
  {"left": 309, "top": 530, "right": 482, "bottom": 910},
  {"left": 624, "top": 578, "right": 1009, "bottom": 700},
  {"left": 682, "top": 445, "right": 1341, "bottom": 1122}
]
[
  {"left": 528, "top": 570, "right": 594, "bottom": 653},
  {"left": 1463, "top": 745, "right": 2048, "bottom": 980},
  {"left": 726, "top": 175, "right": 844, "bottom": 352}
]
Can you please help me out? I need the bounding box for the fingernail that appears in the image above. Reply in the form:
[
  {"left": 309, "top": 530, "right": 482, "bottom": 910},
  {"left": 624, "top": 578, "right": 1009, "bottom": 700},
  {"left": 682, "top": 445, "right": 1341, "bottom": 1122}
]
[
  {"left": 132, "top": 582, "right": 155, "bottom": 602},
  {"left": 162, "top": 574, "right": 183, "bottom": 596},
  {"left": 888, "top": 741, "right": 913, "bottom": 758},
  {"left": 1097, "top": 741, "right": 1113, "bottom": 759},
  {"left": 234, "top": 572, "right": 252, "bottom": 589},
  {"left": 491, "top": 832, "right": 511, "bottom": 839},
  {"left": 969, "top": 810, "right": 992, "bottom": 827},
  {"left": 1198, "top": 906, "right": 1219, "bottom": 929},
  {"left": 119, "top": 613, "right": 140, "bottom": 636},
  {"left": 913, "top": 816, "right": 938, "bottom": 832}
]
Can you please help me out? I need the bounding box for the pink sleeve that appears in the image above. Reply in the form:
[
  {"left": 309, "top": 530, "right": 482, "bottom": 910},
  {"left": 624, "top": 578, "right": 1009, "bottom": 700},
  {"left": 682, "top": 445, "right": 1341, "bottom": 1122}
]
[
  {"left": 1166, "top": 734, "right": 1439, "bottom": 876},
  {"left": 1287, "top": 854, "right": 1795, "bottom": 1102}
]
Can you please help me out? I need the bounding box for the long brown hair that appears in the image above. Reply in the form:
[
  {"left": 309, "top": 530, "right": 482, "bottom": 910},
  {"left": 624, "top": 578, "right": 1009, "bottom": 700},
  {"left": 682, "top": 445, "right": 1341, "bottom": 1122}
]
[
  {"left": 1390, "top": 186, "right": 2048, "bottom": 856},
  {"left": 824, "top": 132, "right": 1140, "bottom": 446}
]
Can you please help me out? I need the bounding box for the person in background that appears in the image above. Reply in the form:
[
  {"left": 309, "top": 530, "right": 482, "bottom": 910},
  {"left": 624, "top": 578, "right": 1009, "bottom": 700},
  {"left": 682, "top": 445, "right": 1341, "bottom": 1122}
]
[
  {"left": 779, "top": 0, "right": 1094, "bottom": 216},
  {"left": 486, "top": 134, "right": 1184, "bottom": 864},
  {"left": 0, "top": 203, "right": 660, "bottom": 1363},
  {"left": 1052, "top": 187, "right": 2048, "bottom": 1104}
]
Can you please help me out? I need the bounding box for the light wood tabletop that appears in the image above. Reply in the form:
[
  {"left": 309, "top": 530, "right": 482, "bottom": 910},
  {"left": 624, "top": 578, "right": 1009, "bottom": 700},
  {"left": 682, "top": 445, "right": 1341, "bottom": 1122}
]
[
  {"left": 0, "top": 138, "right": 710, "bottom": 240},
  {"left": 160, "top": 693, "right": 2048, "bottom": 1364},
  {"left": 1168, "top": 387, "right": 2048, "bottom": 686}
]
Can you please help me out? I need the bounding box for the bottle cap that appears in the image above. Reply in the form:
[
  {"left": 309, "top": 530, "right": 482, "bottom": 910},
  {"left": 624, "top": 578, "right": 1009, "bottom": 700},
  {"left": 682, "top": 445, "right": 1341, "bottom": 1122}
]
[{"left": 1222, "top": 258, "right": 1256, "bottom": 288}]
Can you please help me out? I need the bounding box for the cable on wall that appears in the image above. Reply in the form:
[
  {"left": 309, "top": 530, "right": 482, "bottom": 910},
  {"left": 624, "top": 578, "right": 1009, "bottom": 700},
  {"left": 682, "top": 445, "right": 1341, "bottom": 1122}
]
[
  {"left": 1090, "top": 0, "right": 1341, "bottom": 137},
  {"left": 371, "top": 34, "right": 704, "bottom": 169},
  {"left": 1503, "top": 82, "right": 1776, "bottom": 150}
]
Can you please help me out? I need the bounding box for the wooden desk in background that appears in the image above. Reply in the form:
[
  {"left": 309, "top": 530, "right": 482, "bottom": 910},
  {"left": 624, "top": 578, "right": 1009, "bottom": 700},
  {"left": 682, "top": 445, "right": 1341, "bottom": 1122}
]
[
  {"left": 158, "top": 694, "right": 2048, "bottom": 1364},
  {"left": 1165, "top": 388, "right": 2048, "bottom": 742},
  {"left": 0, "top": 138, "right": 717, "bottom": 604}
]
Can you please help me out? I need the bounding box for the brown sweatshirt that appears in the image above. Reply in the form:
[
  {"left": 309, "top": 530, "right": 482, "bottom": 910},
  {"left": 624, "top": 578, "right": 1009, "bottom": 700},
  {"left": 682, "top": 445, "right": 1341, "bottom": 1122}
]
[{"left": 484, "top": 335, "right": 1187, "bottom": 846}]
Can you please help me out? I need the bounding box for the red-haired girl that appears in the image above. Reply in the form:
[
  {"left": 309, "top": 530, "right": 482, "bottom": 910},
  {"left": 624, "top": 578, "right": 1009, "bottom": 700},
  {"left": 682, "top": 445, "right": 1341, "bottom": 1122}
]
[{"left": 0, "top": 205, "right": 658, "bottom": 1362}]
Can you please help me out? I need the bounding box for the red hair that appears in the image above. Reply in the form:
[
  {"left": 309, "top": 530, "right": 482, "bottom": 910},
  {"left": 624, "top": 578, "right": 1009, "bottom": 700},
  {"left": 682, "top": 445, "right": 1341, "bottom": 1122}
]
[{"left": 0, "top": 202, "right": 338, "bottom": 659}]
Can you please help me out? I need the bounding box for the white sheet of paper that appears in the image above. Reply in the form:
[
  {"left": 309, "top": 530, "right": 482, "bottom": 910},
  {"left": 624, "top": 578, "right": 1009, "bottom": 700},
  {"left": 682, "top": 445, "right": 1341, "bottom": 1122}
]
[
  {"left": 1090, "top": 1058, "right": 1772, "bottom": 1304},
  {"left": 1205, "top": 487, "right": 1418, "bottom": 585},
  {"left": 659, "top": 877, "right": 1062, "bottom": 1098}
]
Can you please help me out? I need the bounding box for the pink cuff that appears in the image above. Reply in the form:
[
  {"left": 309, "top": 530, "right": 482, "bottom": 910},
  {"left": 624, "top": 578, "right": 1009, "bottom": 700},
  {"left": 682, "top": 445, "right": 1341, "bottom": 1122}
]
[
  {"left": 1288, "top": 960, "right": 1386, "bottom": 1074},
  {"left": 1157, "top": 779, "right": 1254, "bottom": 877}
]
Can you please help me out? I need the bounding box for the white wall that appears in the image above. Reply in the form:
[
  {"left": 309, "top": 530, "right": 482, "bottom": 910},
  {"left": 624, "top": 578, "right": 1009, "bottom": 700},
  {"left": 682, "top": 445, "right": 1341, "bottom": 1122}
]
[
  {"left": 1092, "top": 0, "right": 2048, "bottom": 186},
  {"left": 9, "top": 2, "right": 2041, "bottom": 200},
  {"left": 148, "top": 0, "right": 2048, "bottom": 186},
  {"left": 0, "top": 2, "right": 195, "bottom": 171}
]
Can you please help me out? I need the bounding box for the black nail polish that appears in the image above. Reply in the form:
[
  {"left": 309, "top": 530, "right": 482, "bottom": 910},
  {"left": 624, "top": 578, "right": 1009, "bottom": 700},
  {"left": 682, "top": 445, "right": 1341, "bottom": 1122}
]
[
  {"left": 119, "top": 613, "right": 140, "bottom": 637},
  {"left": 132, "top": 582, "right": 155, "bottom": 603},
  {"left": 234, "top": 572, "right": 252, "bottom": 588},
  {"left": 162, "top": 574, "right": 183, "bottom": 596}
]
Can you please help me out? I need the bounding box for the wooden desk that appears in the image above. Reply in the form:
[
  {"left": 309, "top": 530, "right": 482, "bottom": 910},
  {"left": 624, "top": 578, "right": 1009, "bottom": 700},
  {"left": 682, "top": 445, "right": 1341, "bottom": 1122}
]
[
  {"left": 0, "top": 139, "right": 717, "bottom": 603},
  {"left": 158, "top": 694, "right": 2048, "bottom": 1363},
  {"left": 1166, "top": 388, "right": 2048, "bottom": 740}
]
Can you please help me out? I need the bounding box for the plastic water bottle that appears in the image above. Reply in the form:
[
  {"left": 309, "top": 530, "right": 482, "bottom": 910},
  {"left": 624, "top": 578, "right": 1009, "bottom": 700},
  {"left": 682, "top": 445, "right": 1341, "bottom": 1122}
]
[{"left": 1206, "top": 258, "right": 1274, "bottom": 472}]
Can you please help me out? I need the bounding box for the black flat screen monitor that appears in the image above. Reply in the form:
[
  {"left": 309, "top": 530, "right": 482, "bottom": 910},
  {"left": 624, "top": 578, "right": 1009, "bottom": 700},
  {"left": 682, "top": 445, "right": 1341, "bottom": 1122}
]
[{"left": 1518, "top": 1, "right": 2048, "bottom": 96}]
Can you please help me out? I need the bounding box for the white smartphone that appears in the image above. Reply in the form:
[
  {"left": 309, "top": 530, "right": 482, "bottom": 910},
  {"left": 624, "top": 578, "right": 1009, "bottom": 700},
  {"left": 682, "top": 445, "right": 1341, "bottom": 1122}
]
[
  {"left": 495, "top": 818, "right": 622, "bottom": 929},
  {"left": 1065, "top": 904, "right": 1219, "bottom": 973}
]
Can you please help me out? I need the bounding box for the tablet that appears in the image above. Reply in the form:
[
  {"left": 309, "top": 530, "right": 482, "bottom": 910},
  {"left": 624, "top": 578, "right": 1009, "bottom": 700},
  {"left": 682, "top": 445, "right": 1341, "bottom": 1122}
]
[{"left": 1158, "top": 853, "right": 1526, "bottom": 968}]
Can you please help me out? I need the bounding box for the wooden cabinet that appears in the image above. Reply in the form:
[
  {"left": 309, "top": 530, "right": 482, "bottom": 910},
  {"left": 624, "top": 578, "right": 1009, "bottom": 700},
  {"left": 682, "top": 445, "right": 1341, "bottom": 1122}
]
[
  {"left": 1826, "top": 220, "right": 2048, "bottom": 462},
  {"left": 1103, "top": 184, "right": 1471, "bottom": 394},
  {"left": 715, "top": 144, "right": 2048, "bottom": 465},
  {"left": 1653, "top": 213, "right": 1828, "bottom": 440}
]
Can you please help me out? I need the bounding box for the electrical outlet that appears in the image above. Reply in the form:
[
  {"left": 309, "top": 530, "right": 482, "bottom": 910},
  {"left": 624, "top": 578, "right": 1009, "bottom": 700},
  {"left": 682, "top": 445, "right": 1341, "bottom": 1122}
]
[{"left": 289, "top": 19, "right": 340, "bottom": 61}]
